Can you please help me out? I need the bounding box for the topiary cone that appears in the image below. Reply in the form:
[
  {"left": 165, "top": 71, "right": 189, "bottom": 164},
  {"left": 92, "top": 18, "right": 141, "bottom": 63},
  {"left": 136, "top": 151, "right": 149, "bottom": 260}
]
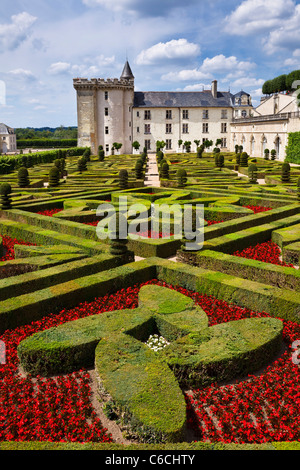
[{"left": 0, "top": 183, "right": 12, "bottom": 210}]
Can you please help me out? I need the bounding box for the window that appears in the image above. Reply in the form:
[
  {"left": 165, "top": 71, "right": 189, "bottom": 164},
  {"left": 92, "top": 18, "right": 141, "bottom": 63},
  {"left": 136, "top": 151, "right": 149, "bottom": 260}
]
[
  {"left": 144, "top": 110, "right": 151, "bottom": 120},
  {"left": 203, "top": 110, "right": 209, "bottom": 119},
  {"left": 105, "top": 108, "right": 108, "bottom": 116},
  {"left": 129, "top": 122, "right": 131, "bottom": 127},
  {"left": 166, "top": 139, "right": 172, "bottom": 150},
  {"left": 182, "top": 123, "right": 189, "bottom": 134},
  {"left": 202, "top": 123, "right": 209, "bottom": 133},
  {"left": 182, "top": 110, "right": 189, "bottom": 119},
  {"left": 145, "top": 139, "right": 151, "bottom": 151},
  {"left": 166, "top": 110, "right": 172, "bottom": 119},
  {"left": 144, "top": 124, "right": 151, "bottom": 134},
  {"left": 221, "top": 110, "right": 228, "bottom": 119},
  {"left": 105, "top": 91, "right": 108, "bottom": 100},
  {"left": 137, "top": 111, "right": 140, "bottom": 117},
  {"left": 166, "top": 123, "right": 172, "bottom": 134},
  {"left": 221, "top": 123, "right": 227, "bottom": 133},
  {"left": 137, "top": 127, "right": 140, "bottom": 133},
  {"left": 221, "top": 138, "right": 227, "bottom": 148},
  {"left": 241, "top": 110, "right": 247, "bottom": 118},
  {"left": 105, "top": 126, "right": 109, "bottom": 135},
  {"left": 106, "top": 145, "right": 109, "bottom": 153}
]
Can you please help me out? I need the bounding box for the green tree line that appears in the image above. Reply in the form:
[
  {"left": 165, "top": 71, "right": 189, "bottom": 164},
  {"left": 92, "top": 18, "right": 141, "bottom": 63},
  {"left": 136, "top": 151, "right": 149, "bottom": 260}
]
[{"left": 262, "top": 70, "right": 300, "bottom": 95}]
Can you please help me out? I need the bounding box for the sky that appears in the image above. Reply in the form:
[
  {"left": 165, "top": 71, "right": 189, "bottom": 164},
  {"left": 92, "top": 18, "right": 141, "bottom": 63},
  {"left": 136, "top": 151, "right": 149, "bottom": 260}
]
[{"left": 0, "top": 0, "right": 300, "bottom": 128}]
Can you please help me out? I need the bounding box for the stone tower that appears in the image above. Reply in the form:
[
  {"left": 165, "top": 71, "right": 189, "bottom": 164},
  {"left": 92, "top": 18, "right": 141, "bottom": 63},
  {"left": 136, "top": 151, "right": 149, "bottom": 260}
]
[{"left": 73, "top": 61, "right": 135, "bottom": 155}]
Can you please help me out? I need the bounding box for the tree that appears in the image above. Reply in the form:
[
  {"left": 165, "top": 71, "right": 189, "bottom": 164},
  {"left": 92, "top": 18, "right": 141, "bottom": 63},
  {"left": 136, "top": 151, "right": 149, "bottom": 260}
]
[
  {"left": 183, "top": 141, "right": 191, "bottom": 153},
  {"left": 132, "top": 141, "right": 140, "bottom": 152},
  {"left": 113, "top": 143, "right": 123, "bottom": 153},
  {"left": 286, "top": 70, "right": 300, "bottom": 91}
]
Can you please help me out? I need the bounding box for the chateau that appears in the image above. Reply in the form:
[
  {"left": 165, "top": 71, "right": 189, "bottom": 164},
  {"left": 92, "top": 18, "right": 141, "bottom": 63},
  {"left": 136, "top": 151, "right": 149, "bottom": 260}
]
[
  {"left": 0, "top": 123, "right": 17, "bottom": 154},
  {"left": 74, "top": 61, "right": 299, "bottom": 161}
]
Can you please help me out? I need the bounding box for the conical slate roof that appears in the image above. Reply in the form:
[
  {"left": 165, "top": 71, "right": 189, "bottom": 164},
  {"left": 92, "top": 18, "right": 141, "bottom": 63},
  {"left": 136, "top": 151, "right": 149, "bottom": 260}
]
[{"left": 120, "top": 60, "right": 134, "bottom": 80}]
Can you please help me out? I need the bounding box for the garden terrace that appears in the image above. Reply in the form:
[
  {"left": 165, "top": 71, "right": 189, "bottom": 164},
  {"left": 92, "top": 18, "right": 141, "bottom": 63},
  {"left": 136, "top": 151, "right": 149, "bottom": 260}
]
[{"left": 0, "top": 149, "right": 300, "bottom": 451}]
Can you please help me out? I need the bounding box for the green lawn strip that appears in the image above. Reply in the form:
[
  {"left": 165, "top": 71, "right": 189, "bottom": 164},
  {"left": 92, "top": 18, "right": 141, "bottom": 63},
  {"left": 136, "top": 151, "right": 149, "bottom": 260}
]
[
  {"left": 194, "top": 249, "right": 300, "bottom": 291},
  {"left": 1, "top": 208, "right": 99, "bottom": 242},
  {"left": 155, "top": 259, "right": 300, "bottom": 322},
  {"left": 0, "top": 253, "right": 122, "bottom": 301},
  {"left": 0, "top": 259, "right": 156, "bottom": 333},
  {"left": 1, "top": 258, "right": 300, "bottom": 335},
  {"left": 0, "top": 218, "right": 112, "bottom": 256},
  {"left": 0, "top": 253, "right": 86, "bottom": 283},
  {"left": 203, "top": 204, "right": 300, "bottom": 242},
  {"left": 200, "top": 213, "right": 300, "bottom": 254}
]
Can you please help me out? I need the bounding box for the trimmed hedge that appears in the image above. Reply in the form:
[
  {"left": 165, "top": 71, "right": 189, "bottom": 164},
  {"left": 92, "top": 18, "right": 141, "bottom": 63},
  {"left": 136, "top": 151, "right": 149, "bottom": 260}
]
[{"left": 18, "top": 284, "right": 282, "bottom": 443}]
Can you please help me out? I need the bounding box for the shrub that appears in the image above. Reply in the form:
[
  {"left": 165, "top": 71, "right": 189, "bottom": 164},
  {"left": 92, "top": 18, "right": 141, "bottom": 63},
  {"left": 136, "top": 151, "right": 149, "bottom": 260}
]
[
  {"left": 157, "top": 151, "right": 164, "bottom": 163},
  {"left": 197, "top": 144, "right": 204, "bottom": 158},
  {"left": 235, "top": 153, "right": 240, "bottom": 165},
  {"left": 135, "top": 161, "right": 143, "bottom": 179},
  {"left": 281, "top": 162, "right": 291, "bottom": 182},
  {"left": 176, "top": 168, "right": 187, "bottom": 188},
  {"left": 48, "top": 166, "right": 60, "bottom": 187},
  {"left": 264, "top": 149, "right": 270, "bottom": 160},
  {"left": 98, "top": 149, "right": 105, "bottom": 161},
  {"left": 286, "top": 132, "right": 300, "bottom": 164},
  {"left": 297, "top": 176, "right": 300, "bottom": 201},
  {"left": 240, "top": 152, "right": 248, "bottom": 167},
  {"left": 119, "top": 169, "right": 128, "bottom": 189},
  {"left": 271, "top": 149, "right": 277, "bottom": 160},
  {"left": 248, "top": 163, "right": 258, "bottom": 184},
  {"left": 18, "top": 167, "right": 30, "bottom": 188},
  {"left": 77, "top": 157, "right": 87, "bottom": 173},
  {"left": 215, "top": 154, "right": 224, "bottom": 169},
  {"left": 0, "top": 183, "right": 12, "bottom": 210},
  {"left": 160, "top": 162, "right": 169, "bottom": 179}
]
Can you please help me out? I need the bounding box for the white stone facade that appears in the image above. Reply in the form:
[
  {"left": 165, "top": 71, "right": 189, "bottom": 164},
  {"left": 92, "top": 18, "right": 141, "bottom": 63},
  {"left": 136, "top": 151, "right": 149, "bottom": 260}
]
[
  {"left": 73, "top": 62, "right": 300, "bottom": 160},
  {"left": 0, "top": 123, "right": 17, "bottom": 154},
  {"left": 231, "top": 93, "right": 300, "bottom": 161}
]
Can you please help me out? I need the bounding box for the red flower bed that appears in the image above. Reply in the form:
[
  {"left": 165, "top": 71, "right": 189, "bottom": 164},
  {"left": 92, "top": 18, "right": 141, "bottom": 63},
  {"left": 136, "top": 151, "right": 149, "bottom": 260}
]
[
  {"left": 243, "top": 205, "right": 272, "bottom": 214},
  {"left": 0, "top": 279, "right": 299, "bottom": 444},
  {"left": 233, "top": 240, "right": 294, "bottom": 268},
  {"left": 0, "top": 236, "right": 36, "bottom": 262},
  {"left": 37, "top": 209, "right": 63, "bottom": 217}
]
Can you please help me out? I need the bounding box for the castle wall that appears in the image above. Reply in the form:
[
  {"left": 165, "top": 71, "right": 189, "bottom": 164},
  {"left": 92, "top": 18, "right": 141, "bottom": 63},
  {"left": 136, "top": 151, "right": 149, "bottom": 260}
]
[{"left": 132, "top": 107, "right": 233, "bottom": 153}]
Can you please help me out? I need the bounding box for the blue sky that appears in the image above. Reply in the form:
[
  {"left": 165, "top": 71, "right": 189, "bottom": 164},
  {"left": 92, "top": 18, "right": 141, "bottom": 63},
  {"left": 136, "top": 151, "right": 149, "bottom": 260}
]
[{"left": 0, "top": 0, "right": 300, "bottom": 128}]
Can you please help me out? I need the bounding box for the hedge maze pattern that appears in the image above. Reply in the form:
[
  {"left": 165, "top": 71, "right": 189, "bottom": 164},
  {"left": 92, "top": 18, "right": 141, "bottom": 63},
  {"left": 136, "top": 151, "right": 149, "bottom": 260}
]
[{"left": 0, "top": 148, "right": 300, "bottom": 449}]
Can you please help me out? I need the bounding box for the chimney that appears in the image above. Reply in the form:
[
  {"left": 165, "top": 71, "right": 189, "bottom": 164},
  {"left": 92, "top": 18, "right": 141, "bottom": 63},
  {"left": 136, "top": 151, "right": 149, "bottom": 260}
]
[{"left": 211, "top": 80, "right": 218, "bottom": 98}]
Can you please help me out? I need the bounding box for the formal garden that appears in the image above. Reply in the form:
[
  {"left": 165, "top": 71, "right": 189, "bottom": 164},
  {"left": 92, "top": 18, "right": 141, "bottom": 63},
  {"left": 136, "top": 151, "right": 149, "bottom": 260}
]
[{"left": 0, "top": 145, "right": 300, "bottom": 451}]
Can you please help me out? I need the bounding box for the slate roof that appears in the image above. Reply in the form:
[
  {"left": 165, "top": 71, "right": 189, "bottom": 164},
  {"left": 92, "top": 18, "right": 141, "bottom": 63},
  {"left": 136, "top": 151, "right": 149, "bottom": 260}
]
[
  {"left": 120, "top": 61, "right": 134, "bottom": 80},
  {"left": 133, "top": 91, "right": 234, "bottom": 108}
]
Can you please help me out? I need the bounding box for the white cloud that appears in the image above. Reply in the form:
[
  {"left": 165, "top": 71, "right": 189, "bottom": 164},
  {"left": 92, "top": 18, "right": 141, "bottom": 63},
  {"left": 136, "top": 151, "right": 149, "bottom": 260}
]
[
  {"left": 181, "top": 83, "right": 207, "bottom": 91},
  {"left": 48, "top": 62, "right": 71, "bottom": 75},
  {"left": 162, "top": 68, "right": 211, "bottom": 82},
  {"left": 224, "top": 0, "right": 295, "bottom": 36},
  {"left": 263, "top": 4, "right": 300, "bottom": 54},
  {"left": 0, "top": 12, "right": 37, "bottom": 52},
  {"left": 201, "top": 55, "right": 255, "bottom": 74},
  {"left": 231, "top": 77, "right": 265, "bottom": 89},
  {"left": 136, "top": 39, "right": 200, "bottom": 65},
  {"left": 161, "top": 54, "right": 255, "bottom": 82},
  {"left": 9, "top": 68, "right": 37, "bottom": 81},
  {"left": 48, "top": 56, "right": 116, "bottom": 77}
]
